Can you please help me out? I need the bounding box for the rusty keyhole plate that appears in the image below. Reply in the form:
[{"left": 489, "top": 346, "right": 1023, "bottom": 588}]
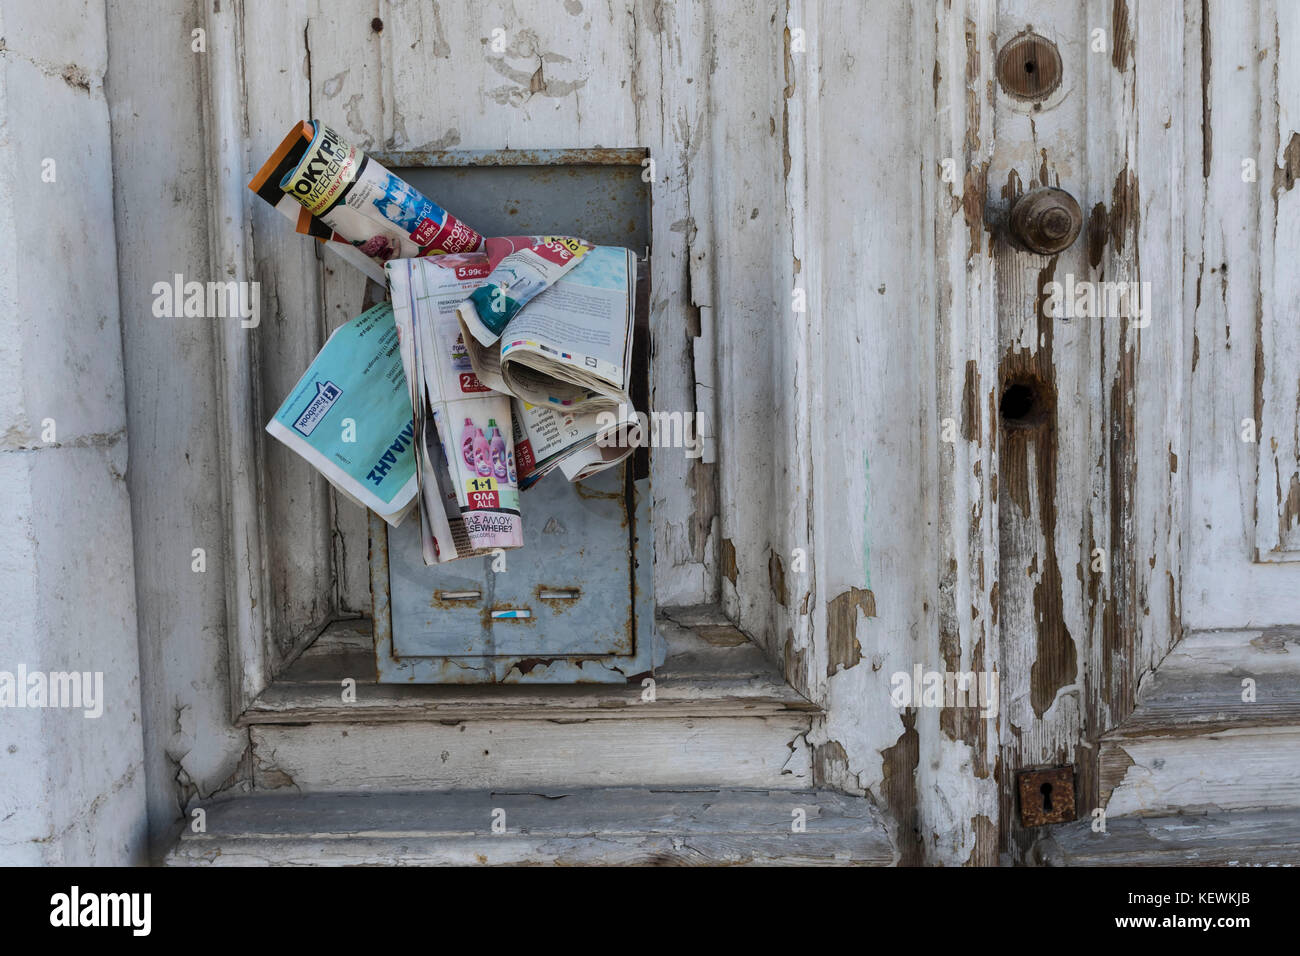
[
  {"left": 997, "top": 31, "right": 1063, "bottom": 102},
  {"left": 1017, "top": 766, "right": 1076, "bottom": 827}
]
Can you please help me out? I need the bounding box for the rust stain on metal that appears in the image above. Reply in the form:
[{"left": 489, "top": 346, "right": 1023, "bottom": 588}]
[
  {"left": 511, "top": 658, "right": 555, "bottom": 676},
  {"left": 535, "top": 584, "right": 581, "bottom": 614},
  {"left": 720, "top": 537, "right": 738, "bottom": 585},
  {"left": 480, "top": 603, "right": 538, "bottom": 627},
  {"left": 880, "top": 710, "right": 922, "bottom": 865},
  {"left": 572, "top": 480, "right": 623, "bottom": 501},
  {"left": 430, "top": 589, "right": 482, "bottom": 611},
  {"left": 1017, "top": 765, "right": 1076, "bottom": 827},
  {"left": 826, "top": 587, "right": 874, "bottom": 677}
]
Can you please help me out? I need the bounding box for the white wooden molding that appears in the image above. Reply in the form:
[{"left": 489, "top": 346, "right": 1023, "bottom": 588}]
[
  {"left": 240, "top": 616, "right": 818, "bottom": 725},
  {"left": 1041, "top": 809, "right": 1300, "bottom": 866},
  {"left": 201, "top": 0, "right": 271, "bottom": 717},
  {"left": 165, "top": 788, "right": 894, "bottom": 866}
]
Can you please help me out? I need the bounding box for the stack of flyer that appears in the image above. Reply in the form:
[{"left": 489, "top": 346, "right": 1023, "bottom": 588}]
[{"left": 253, "top": 119, "right": 645, "bottom": 565}]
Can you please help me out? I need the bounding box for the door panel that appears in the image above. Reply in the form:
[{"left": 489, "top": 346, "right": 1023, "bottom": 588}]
[{"left": 980, "top": 0, "right": 1300, "bottom": 859}]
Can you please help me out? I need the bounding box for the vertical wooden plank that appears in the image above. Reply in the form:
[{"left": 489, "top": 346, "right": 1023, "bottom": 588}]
[
  {"left": 631, "top": 0, "right": 720, "bottom": 609},
  {"left": 1128, "top": 0, "right": 1188, "bottom": 714},
  {"left": 929, "top": 0, "right": 1002, "bottom": 866},
  {"left": 777, "top": 0, "right": 817, "bottom": 700},
  {"left": 1187, "top": 3, "right": 1266, "bottom": 620},
  {"left": 707, "top": 0, "right": 788, "bottom": 651},
  {"left": 205, "top": 0, "right": 274, "bottom": 704},
  {"left": 983, "top": 0, "right": 1188, "bottom": 857},
  {"left": 1186, "top": 0, "right": 1300, "bottom": 626},
  {"left": 241, "top": 0, "right": 334, "bottom": 664},
  {"left": 105, "top": 0, "right": 258, "bottom": 845},
  {"left": 306, "top": 1, "right": 386, "bottom": 618},
  {"left": 794, "top": 0, "right": 978, "bottom": 864},
  {"left": 990, "top": 0, "right": 1093, "bottom": 860},
  {"left": 1254, "top": 0, "right": 1300, "bottom": 561}
]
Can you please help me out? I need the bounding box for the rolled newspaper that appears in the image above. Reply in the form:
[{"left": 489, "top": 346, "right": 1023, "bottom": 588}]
[{"left": 248, "top": 120, "right": 483, "bottom": 278}]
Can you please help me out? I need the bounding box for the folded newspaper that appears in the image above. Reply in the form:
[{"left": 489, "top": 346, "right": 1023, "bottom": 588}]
[
  {"left": 387, "top": 255, "right": 525, "bottom": 564},
  {"left": 251, "top": 126, "right": 643, "bottom": 512},
  {"left": 265, "top": 302, "right": 418, "bottom": 526},
  {"left": 456, "top": 242, "right": 639, "bottom": 415},
  {"left": 511, "top": 399, "right": 639, "bottom": 489}
]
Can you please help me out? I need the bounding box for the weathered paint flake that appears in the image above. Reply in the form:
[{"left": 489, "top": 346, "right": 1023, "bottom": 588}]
[{"left": 826, "top": 587, "right": 875, "bottom": 677}]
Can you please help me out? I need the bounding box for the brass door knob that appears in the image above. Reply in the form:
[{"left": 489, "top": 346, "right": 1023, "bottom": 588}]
[{"left": 1009, "top": 187, "right": 1082, "bottom": 254}]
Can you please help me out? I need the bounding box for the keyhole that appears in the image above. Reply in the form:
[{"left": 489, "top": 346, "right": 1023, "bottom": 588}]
[
  {"left": 1040, "top": 782, "right": 1054, "bottom": 812},
  {"left": 1024, "top": 60, "right": 1036, "bottom": 74},
  {"left": 999, "top": 376, "right": 1053, "bottom": 429}
]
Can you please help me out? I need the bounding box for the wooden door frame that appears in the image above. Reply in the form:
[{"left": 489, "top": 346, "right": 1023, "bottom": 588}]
[{"left": 191, "top": 0, "right": 1300, "bottom": 866}]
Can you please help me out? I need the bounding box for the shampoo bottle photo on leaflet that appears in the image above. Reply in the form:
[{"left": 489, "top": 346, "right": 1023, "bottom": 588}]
[
  {"left": 488, "top": 418, "right": 508, "bottom": 481},
  {"left": 472, "top": 427, "right": 492, "bottom": 478},
  {"left": 460, "top": 417, "right": 476, "bottom": 469}
]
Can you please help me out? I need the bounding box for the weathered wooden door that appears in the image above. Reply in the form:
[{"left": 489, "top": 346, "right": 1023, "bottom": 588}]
[
  {"left": 921, "top": 0, "right": 1300, "bottom": 863},
  {"left": 94, "top": 0, "right": 1300, "bottom": 865}
]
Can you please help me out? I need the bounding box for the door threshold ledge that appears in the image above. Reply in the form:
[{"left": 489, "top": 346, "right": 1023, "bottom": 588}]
[
  {"left": 241, "top": 614, "right": 818, "bottom": 725},
  {"left": 164, "top": 787, "right": 895, "bottom": 866},
  {"left": 1039, "top": 808, "right": 1300, "bottom": 866}
]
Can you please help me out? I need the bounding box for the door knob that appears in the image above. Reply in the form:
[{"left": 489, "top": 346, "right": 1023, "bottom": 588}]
[{"left": 1009, "top": 186, "right": 1082, "bottom": 254}]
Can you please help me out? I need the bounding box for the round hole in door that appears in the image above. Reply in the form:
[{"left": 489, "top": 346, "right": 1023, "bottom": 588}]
[
  {"left": 997, "top": 31, "right": 1063, "bottom": 102},
  {"left": 999, "top": 375, "right": 1053, "bottom": 429}
]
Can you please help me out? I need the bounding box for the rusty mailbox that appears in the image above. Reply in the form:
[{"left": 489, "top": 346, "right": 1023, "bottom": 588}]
[{"left": 367, "top": 149, "right": 655, "bottom": 684}]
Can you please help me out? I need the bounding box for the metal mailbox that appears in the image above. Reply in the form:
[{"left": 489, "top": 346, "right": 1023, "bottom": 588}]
[{"left": 367, "top": 149, "right": 655, "bottom": 684}]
